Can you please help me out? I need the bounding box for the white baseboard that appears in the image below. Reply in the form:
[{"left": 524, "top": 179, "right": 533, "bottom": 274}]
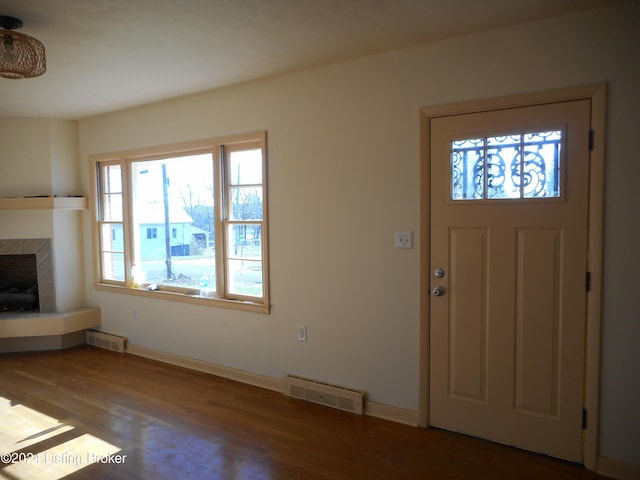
[
  {"left": 365, "top": 400, "right": 419, "bottom": 426},
  {"left": 597, "top": 456, "right": 640, "bottom": 480},
  {"left": 126, "top": 343, "right": 283, "bottom": 392},
  {"left": 126, "top": 343, "right": 419, "bottom": 426}
]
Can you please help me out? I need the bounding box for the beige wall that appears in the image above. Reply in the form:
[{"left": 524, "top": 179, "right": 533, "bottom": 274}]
[
  {"left": 0, "top": 0, "right": 636, "bottom": 468},
  {"left": 0, "top": 118, "right": 52, "bottom": 196},
  {"left": 50, "top": 119, "right": 80, "bottom": 195}
]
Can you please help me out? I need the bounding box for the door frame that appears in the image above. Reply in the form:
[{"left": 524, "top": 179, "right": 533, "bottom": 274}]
[{"left": 418, "top": 84, "right": 606, "bottom": 470}]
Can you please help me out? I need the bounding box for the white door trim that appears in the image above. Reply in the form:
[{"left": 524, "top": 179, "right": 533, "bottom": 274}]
[{"left": 418, "top": 84, "right": 606, "bottom": 471}]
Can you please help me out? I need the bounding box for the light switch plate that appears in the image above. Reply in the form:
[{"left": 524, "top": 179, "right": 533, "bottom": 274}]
[
  {"left": 395, "top": 230, "right": 413, "bottom": 249},
  {"left": 297, "top": 325, "right": 307, "bottom": 342}
]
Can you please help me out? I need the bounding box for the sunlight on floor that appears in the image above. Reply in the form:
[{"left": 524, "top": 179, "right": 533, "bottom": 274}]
[
  {"left": 0, "top": 397, "right": 74, "bottom": 453},
  {"left": 0, "top": 397, "right": 122, "bottom": 480}
]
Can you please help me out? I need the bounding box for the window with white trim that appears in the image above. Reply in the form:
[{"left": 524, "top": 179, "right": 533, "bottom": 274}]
[{"left": 93, "top": 132, "right": 269, "bottom": 312}]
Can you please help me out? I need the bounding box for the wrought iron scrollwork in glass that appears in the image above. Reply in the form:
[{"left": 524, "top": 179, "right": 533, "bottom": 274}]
[{"left": 451, "top": 130, "right": 562, "bottom": 200}]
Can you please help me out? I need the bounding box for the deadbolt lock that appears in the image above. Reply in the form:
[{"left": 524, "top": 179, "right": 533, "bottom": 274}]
[{"left": 432, "top": 286, "right": 446, "bottom": 297}]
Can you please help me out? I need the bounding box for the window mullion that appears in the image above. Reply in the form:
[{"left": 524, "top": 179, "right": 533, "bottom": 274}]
[
  {"left": 214, "top": 146, "right": 226, "bottom": 297},
  {"left": 121, "top": 159, "right": 135, "bottom": 287}
]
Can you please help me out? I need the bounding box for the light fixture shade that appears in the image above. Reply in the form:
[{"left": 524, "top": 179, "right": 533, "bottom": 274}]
[{"left": 0, "top": 29, "right": 46, "bottom": 79}]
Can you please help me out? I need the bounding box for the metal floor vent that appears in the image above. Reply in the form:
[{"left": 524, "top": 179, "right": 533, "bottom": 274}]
[
  {"left": 283, "top": 374, "right": 365, "bottom": 415},
  {"left": 86, "top": 330, "right": 127, "bottom": 353}
]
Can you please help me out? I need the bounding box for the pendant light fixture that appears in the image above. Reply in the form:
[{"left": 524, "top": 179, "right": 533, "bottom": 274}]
[{"left": 0, "top": 15, "right": 46, "bottom": 79}]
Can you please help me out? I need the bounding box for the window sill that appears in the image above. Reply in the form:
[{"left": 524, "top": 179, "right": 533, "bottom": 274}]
[{"left": 93, "top": 282, "right": 270, "bottom": 314}]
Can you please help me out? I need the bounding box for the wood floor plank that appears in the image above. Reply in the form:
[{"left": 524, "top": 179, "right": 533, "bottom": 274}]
[{"left": 0, "top": 346, "right": 611, "bottom": 479}]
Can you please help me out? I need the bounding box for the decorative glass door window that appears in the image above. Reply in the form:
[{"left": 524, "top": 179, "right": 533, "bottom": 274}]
[{"left": 451, "top": 130, "right": 563, "bottom": 200}]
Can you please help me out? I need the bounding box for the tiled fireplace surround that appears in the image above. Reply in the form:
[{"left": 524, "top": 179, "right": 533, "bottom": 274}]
[{"left": 0, "top": 238, "right": 56, "bottom": 313}]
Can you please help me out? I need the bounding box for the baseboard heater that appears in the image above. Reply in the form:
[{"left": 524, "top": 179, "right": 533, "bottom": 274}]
[
  {"left": 85, "top": 330, "right": 127, "bottom": 353},
  {"left": 283, "top": 374, "right": 365, "bottom": 415}
]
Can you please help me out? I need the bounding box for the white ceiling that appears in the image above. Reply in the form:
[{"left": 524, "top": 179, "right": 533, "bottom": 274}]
[{"left": 0, "top": 0, "right": 625, "bottom": 119}]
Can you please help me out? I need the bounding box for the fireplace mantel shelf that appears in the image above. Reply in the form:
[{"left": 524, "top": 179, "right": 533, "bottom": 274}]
[{"left": 0, "top": 196, "right": 88, "bottom": 210}]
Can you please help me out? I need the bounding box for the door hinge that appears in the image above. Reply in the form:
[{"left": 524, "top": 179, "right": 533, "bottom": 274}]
[
  {"left": 589, "top": 130, "right": 594, "bottom": 151},
  {"left": 586, "top": 272, "right": 591, "bottom": 292},
  {"left": 582, "top": 408, "right": 588, "bottom": 429}
]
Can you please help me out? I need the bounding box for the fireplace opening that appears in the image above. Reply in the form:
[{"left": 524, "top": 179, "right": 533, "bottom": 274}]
[{"left": 0, "top": 254, "right": 39, "bottom": 312}]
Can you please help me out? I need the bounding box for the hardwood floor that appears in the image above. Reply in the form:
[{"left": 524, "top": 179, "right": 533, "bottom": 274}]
[{"left": 0, "top": 346, "right": 610, "bottom": 479}]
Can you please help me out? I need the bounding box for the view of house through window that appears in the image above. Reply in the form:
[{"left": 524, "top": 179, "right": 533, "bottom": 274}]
[
  {"left": 131, "top": 153, "right": 216, "bottom": 292},
  {"left": 95, "top": 133, "right": 268, "bottom": 308}
]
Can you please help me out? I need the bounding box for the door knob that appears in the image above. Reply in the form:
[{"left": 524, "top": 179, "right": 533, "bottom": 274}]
[
  {"left": 432, "top": 286, "right": 446, "bottom": 297},
  {"left": 434, "top": 268, "right": 445, "bottom": 278}
]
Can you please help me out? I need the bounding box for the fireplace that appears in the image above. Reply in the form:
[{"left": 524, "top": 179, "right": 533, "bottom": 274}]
[
  {"left": 0, "top": 254, "right": 39, "bottom": 312},
  {"left": 0, "top": 199, "right": 101, "bottom": 353},
  {"left": 0, "top": 239, "right": 55, "bottom": 313}
]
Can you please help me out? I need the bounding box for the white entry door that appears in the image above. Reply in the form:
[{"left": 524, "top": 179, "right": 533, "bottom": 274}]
[{"left": 429, "top": 100, "right": 591, "bottom": 462}]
